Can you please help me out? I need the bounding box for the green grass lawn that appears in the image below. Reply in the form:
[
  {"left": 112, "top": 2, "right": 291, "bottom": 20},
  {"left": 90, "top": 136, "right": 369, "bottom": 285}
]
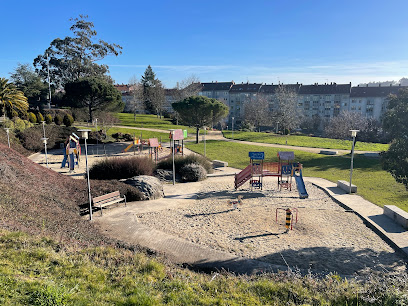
[
  {"left": 1, "top": 230, "right": 405, "bottom": 305},
  {"left": 116, "top": 113, "right": 202, "bottom": 134},
  {"left": 186, "top": 140, "right": 408, "bottom": 212},
  {"left": 223, "top": 130, "right": 390, "bottom": 152}
]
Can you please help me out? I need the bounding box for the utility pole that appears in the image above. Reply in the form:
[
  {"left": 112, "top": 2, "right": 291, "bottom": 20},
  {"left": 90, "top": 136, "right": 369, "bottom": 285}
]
[{"left": 46, "top": 53, "right": 52, "bottom": 109}]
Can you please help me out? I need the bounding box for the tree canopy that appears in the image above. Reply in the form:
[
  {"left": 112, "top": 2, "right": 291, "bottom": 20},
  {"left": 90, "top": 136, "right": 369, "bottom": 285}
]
[
  {"left": 172, "top": 96, "right": 229, "bottom": 143},
  {"left": 0, "top": 78, "right": 29, "bottom": 119},
  {"left": 381, "top": 88, "right": 408, "bottom": 189},
  {"left": 64, "top": 77, "right": 123, "bottom": 122},
  {"left": 274, "top": 85, "right": 301, "bottom": 134},
  {"left": 140, "top": 65, "right": 164, "bottom": 115},
  {"left": 33, "top": 15, "right": 122, "bottom": 88},
  {"left": 10, "top": 63, "right": 48, "bottom": 107}
]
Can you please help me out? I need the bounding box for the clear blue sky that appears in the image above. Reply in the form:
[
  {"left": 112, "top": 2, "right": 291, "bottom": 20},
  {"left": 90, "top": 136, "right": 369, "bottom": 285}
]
[{"left": 2, "top": 0, "right": 408, "bottom": 87}]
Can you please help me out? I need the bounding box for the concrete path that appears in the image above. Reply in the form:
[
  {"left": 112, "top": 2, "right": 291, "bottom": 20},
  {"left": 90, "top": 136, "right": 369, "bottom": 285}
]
[{"left": 305, "top": 177, "right": 408, "bottom": 258}]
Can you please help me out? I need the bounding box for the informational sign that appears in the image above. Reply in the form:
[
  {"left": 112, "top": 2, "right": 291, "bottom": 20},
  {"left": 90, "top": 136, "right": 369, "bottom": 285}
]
[
  {"left": 149, "top": 138, "right": 159, "bottom": 147},
  {"left": 249, "top": 152, "right": 265, "bottom": 160},
  {"left": 183, "top": 130, "right": 188, "bottom": 138},
  {"left": 169, "top": 129, "right": 184, "bottom": 140}
]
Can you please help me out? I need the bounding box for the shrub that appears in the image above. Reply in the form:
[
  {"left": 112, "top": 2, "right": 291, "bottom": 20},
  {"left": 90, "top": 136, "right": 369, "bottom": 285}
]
[
  {"left": 180, "top": 163, "right": 207, "bottom": 182},
  {"left": 70, "top": 108, "right": 88, "bottom": 122},
  {"left": 36, "top": 112, "right": 44, "bottom": 123},
  {"left": 63, "top": 114, "right": 74, "bottom": 127},
  {"left": 89, "top": 157, "right": 155, "bottom": 180},
  {"left": 13, "top": 117, "right": 26, "bottom": 132},
  {"left": 157, "top": 154, "right": 213, "bottom": 175},
  {"left": 3, "top": 119, "right": 14, "bottom": 129},
  {"left": 112, "top": 132, "right": 133, "bottom": 142},
  {"left": 45, "top": 114, "right": 53, "bottom": 124},
  {"left": 54, "top": 115, "right": 63, "bottom": 125},
  {"left": 28, "top": 112, "right": 37, "bottom": 123}
]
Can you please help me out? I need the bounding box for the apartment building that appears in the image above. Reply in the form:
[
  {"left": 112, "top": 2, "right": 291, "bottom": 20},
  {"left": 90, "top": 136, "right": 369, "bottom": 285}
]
[
  {"left": 349, "top": 84, "right": 403, "bottom": 120},
  {"left": 297, "top": 83, "right": 351, "bottom": 119},
  {"left": 198, "top": 81, "right": 233, "bottom": 105},
  {"left": 228, "top": 82, "right": 263, "bottom": 123},
  {"left": 259, "top": 83, "right": 301, "bottom": 113}
]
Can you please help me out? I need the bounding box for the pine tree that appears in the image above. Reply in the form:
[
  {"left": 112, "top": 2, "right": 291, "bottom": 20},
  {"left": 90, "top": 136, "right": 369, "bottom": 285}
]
[{"left": 140, "top": 65, "right": 164, "bottom": 115}]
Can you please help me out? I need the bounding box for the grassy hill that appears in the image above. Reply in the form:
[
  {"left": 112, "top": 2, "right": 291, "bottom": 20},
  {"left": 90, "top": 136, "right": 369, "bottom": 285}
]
[{"left": 0, "top": 142, "right": 407, "bottom": 304}]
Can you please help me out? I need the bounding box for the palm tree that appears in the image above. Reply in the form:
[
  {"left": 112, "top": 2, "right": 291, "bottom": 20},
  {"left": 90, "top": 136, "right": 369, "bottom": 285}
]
[{"left": 0, "top": 77, "right": 29, "bottom": 120}]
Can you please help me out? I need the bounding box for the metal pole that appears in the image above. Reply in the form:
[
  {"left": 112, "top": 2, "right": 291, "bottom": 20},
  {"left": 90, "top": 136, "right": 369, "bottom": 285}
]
[
  {"left": 41, "top": 121, "right": 46, "bottom": 138},
  {"left": 349, "top": 135, "right": 356, "bottom": 194},
  {"left": 204, "top": 128, "right": 206, "bottom": 157},
  {"left": 84, "top": 138, "right": 93, "bottom": 220},
  {"left": 172, "top": 136, "right": 175, "bottom": 185},
  {"left": 232, "top": 117, "right": 234, "bottom": 137},
  {"left": 95, "top": 118, "right": 98, "bottom": 156},
  {"left": 44, "top": 140, "right": 49, "bottom": 168},
  {"left": 5, "top": 129, "right": 10, "bottom": 148}
]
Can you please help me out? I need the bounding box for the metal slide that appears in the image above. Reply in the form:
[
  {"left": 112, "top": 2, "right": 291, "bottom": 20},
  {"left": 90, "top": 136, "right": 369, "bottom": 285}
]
[{"left": 294, "top": 169, "right": 308, "bottom": 199}]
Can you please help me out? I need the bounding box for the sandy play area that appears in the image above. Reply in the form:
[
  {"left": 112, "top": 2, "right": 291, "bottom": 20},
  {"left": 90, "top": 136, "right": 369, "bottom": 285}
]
[{"left": 135, "top": 176, "right": 407, "bottom": 276}]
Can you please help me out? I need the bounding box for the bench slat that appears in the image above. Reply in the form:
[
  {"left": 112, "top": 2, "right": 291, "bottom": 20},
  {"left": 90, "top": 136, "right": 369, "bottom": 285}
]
[
  {"left": 91, "top": 190, "right": 126, "bottom": 216},
  {"left": 93, "top": 191, "right": 120, "bottom": 202}
]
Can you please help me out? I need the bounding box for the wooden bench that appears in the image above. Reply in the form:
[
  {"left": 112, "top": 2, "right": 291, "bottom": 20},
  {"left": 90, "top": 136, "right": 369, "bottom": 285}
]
[{"left": 93, "top": 191, "right": 126, "bottom": 216}]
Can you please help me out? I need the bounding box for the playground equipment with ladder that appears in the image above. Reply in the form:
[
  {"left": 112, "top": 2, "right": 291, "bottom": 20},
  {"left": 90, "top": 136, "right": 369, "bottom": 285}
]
[{"left": 234, "top": 151, "right": 309, "bottom": 199}]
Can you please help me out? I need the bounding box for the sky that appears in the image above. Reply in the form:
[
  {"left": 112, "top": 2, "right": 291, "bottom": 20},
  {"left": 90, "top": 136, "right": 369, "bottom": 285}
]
[{"left": 2, "top": 0, "right": 408, "bottom": 87}]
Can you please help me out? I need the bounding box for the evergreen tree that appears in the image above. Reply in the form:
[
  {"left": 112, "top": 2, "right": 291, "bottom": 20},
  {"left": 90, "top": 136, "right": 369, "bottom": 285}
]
[{"left": 140, "top": 65, "right": 164, "bottom": 115}]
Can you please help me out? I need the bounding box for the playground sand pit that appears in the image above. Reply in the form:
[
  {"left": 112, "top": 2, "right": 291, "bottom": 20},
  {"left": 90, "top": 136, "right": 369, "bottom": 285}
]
[{"left": 136, "top": 176, "right": 407, "bottom": 276}]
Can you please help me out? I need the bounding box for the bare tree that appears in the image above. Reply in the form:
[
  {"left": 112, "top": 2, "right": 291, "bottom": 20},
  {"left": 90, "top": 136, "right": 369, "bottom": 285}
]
[
  {"left": 243, "top": 95, "right": 270, "bottom": 131},
  {"left": 172, "top": 75, "right": 201, "bottom": 102},
  {"left": 274, "top": 85, "right": 302, "bottom": 134},
  {"left": 95, "top": 111, "right": 120, "bottom": 135},
  {"left": 128, "top": 75, "right": 144, "bottom": 121},
  {"left": 324, "top": 111, "right": 368, "bottom": 139}
]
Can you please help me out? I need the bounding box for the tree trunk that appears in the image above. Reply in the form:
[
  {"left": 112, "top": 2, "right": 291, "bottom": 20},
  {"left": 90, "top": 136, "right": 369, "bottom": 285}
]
[
  {"left": 196, "top": 125, "right": 200, "bottom": 144},
  {"left": 89, "top": 104, "right": 93, "bottom": 123}
]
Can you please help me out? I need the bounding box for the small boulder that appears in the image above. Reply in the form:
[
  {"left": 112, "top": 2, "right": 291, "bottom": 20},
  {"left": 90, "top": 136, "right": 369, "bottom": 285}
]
[
  {"left": 180, "top": 163, "right": 207, "bottom": 182},
  {"left": 123, "top": 175, "right": 164, "bottom": 200}
]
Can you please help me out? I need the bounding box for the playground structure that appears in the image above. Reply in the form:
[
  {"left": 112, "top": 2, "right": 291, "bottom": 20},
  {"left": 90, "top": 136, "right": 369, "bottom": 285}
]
[{"left": 234, "top": 151, "right": 309, "bottom": 199}]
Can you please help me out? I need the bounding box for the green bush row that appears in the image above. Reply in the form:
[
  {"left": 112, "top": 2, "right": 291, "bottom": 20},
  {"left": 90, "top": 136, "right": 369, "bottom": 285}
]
[{"left": 27, "top": 112, "right": 74, "bottom": 127}]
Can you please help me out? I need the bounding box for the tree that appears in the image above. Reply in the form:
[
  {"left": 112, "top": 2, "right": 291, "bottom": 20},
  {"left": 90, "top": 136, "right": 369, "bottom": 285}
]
[
  {"left": 274, "top": 85, "right": 301, "bottom": 134},
  {"left": 324, "top": 111, "right": 368, "bottom": 140},
  {"left": 140, "top": 65, "right": 164, "bottom": 115},
  {"left": 381, "top": 89, "right": 408, "bottom": 189},
  {"left": 128, "top": 76, "right": 144, "bottom": 120},
  {"left": 0, "top": 78, "right": 29, "bottom": 120},
  {"left": 33, "top": 15, "right": 122, "bottom": 88},
  {"left": 9, "top": 63, "right": 49, "bottom": 108},
  {"left": 243, "top": 95, "right": 270, "bottom": 132},
  {"left": 172, "top": 96, "right": 229, "bottom": 143},
  {"left": 64, "top": 77, "right": 123, "bottom": 123},
  {"left": 172, "top": 75, "right": 202, "bottom": 102}
]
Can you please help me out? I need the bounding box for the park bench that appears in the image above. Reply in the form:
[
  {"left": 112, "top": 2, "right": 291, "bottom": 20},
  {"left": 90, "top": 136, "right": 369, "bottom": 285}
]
[{"left": 93, "top": 191, "right": 126, "bottom": 216}]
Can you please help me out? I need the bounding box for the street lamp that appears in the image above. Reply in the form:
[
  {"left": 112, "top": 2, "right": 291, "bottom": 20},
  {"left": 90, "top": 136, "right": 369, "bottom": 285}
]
[
  {"left": 349, "top": 130, "right": 359, "bottom": 194},
  {"left": 204, "top": 126, "right": 207, "bottom": 157},
  {"left": 78, "top": 129, "right": 93, "bottom": 220},
  {"left": 4, "top": 128, "right": 10, "bottom": 148},
  {"left": 169, "top": 129, "right": 176, "bottom": 185},
  {"left": 231, "top": 117, "right": 235, "bottom": 138},
  {"left": 95, "top": 118, "right": 98, "bottom": 156},
  {"left": 41, "top": 137, "right": 49, "bottom": 168}
]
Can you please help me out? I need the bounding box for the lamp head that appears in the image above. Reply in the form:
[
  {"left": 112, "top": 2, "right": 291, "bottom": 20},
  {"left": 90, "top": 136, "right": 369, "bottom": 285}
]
[
  {"left": 41, "top": 137, "right": 48, "bottom": 144},
  {"left": 169, "top": 129, "right": 175, "bottom": 135},
  {"left": 4, "top": 128, "right": 10, "bottom": 134},
  {"left": 78, "top": 129, "right": 91, "bottom": 140},
  {"left": 350, "top": 130, "right": 359, "bottom": 137}
]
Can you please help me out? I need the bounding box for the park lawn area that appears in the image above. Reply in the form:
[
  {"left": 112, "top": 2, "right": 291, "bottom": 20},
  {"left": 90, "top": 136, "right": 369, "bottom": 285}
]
[
  {"left": 186, "top": 140, "right": 408, "bottom": 212},
  {"left": 75, "top": 125, "right": 168, "bottom": 140},
  {"left": 116, "top": 113, "right": 202, "bottom": 134},
  {"left": 223, "top": 130, "right": 390, "bottom": 152}
]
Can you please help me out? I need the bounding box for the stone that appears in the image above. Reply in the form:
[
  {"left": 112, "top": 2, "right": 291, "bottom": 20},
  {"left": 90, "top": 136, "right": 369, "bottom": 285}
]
[
  {"left": 123, "top": 175, "right": 164, "bottom": 200},
  {"left": 337, "top": 180, "right": 357, "bottom": 193},
  {"left": 180, "top": 163, "right": 207, "bottom": 182},
  {"left": 319, "top": 150, "right": 338, "bottom": 155},
  {"left": 213, "top": 160, "right": 228, "bottom": 167}
]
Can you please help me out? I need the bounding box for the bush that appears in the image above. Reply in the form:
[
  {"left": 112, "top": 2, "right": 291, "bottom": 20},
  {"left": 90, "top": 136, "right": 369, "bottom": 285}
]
[
  {"left": 36, "top": 112, "right": 44, "bottom": 123},
  {"left": 63, "top": 114, "right": 74, "bottom": 127},
  {"left": 112, "top": 132, "right": 133, "bottom": 142},
  {"left": 89, "top": 157, "right": 155, "bottom": 180},
  {"left": 71, "top": 108, "right": 88, "bottom": 122},
  {"left": 13, "top": 117, "right": 26, "bottom": 132},
  {"left": 157, "top": 154, "right": 213, "bottom": 175},
  {"left": 28, "top": 112, "right": 37, "bottom": 124},
  {"left": 17, "top": 125, "right": 78, "bottom": 151},
  {"left": 3, "top": 119, "right": 14, "bottom": 129},
  {"left": 45, "top": 114, "right": 53, "bottom": 124},
  {"left": 54, "top": 115, "right": 63, "bottom": 126},
  {"left": 180, "top": 163, "right": 207, "bottom": 182}
]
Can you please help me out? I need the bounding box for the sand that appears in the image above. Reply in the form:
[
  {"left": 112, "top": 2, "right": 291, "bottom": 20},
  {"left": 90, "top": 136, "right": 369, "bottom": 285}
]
[{"left": 135, "top": 176, "right": 407, "bottom": 276}]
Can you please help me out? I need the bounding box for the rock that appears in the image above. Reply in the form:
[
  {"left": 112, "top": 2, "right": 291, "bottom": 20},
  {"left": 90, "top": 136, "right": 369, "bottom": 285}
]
[
  {"left": 154, "top": 169, "right": 181, "bottom": 182},
  {"left": 123, "top": 175, "right": 164, "bottom": 200},
  {"left": 180, "top": 163, "right": 207, "bottom": 182}
]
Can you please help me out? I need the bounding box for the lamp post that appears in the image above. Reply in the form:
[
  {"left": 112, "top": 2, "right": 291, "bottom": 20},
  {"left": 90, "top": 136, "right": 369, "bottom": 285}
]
[
  {"left": 349, "top": 130, "right": 359, "bottom": 194},
  {"left": 169, "top": 129, "right": 176, "bottom": 185},
  {"left": 78, "top": 129, "right": 93, "bottom": 220},
  {"left": 231, "top": 117, "right": 235, "bottom": 138},
  {"left": 276, "top": 122, "right": 279, "bottom": 134},
  {"left": 41, "top": 137, "right": 49, "bottom": 168},
  {"left": 204, "top": 126, "right": 207, "bottom": 157},
  {"left": 95, "top": 118, "right": 98, "bottom": 156},
  {"left": 41, "top": 121, "right": 46, "bottom": 138},
  {"left": 4, "top": 128, "right": 10, "bottom": 148}
]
